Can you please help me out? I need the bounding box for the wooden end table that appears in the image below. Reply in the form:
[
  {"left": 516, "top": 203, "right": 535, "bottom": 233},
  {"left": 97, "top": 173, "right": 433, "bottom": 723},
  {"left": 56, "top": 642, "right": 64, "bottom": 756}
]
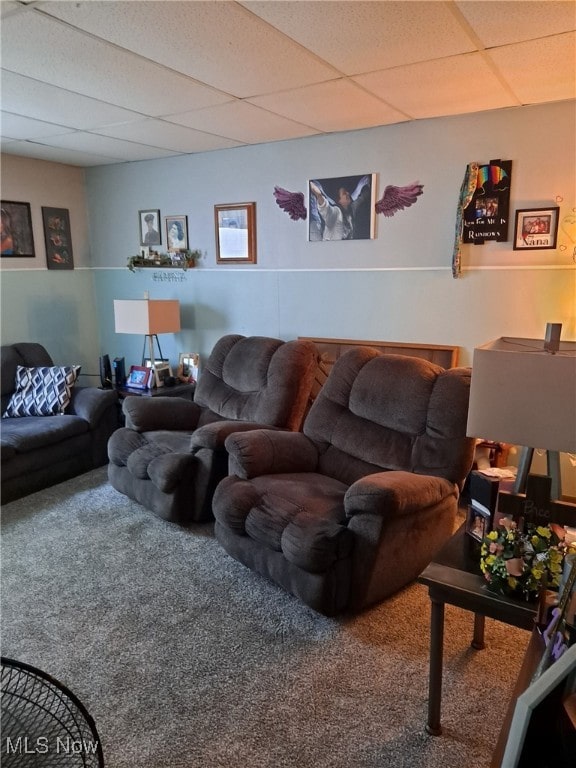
[{"left": 418, "top": 524, "right": 536, "bottom": 736}]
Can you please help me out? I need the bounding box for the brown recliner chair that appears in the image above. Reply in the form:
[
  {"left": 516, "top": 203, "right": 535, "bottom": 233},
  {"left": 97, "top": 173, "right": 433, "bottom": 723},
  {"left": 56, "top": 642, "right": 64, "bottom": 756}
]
[
  {"left": 108, "top": 334, "right": 318, "bottom": 524},
  {"left": 212, "top": 347, "right": 475, "bottom": 615}
]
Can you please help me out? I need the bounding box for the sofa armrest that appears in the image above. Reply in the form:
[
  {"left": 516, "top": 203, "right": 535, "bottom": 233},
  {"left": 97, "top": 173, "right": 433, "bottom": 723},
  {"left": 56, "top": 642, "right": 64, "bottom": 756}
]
[
  {"left": 345, "top": 471, "right": 457, "bottom": 519},
  {"left": 123, "top": 396, "right": 201, "bottom": 432},
  {"left": 68, "top": 387, "right": 118, "bottom": 429},
  {"left": 224, "top": 429, "right": 319, "bottom": 479},
  {"left": 191, "top": 420, "right": 286, "bottom": 451}
]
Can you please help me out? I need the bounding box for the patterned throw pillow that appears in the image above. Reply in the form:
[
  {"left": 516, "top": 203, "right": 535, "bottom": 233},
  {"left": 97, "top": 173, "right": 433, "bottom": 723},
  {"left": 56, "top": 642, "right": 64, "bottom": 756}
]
[{"left": 2, "top": 365, "right": 81, "bottom": 418}]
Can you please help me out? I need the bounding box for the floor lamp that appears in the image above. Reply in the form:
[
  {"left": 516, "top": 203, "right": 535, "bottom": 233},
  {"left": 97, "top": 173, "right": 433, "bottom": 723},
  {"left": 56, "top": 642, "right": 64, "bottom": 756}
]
[
  {"left": 113, "top": 298, "right": 181, "bottom": 380},
  {"left": 466, "top": 331, "right": 576, "bottom": 512}
]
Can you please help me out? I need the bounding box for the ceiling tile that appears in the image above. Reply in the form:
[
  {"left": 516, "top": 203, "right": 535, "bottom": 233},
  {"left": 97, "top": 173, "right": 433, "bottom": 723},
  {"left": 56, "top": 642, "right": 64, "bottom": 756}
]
[
  {"left": 93, "top": 119, "right": 242, "bottom": 153},
  {"left": 38, "top": 0, "right": 340, "bottom": 98},
  {"left": 165, "top": 101, "right": 320, "bottom": 144},
  {"left": 41, "top": 132, "right": 181, "bottom": 162},
  {"left": 0, "top": 71, "right": 145, "bottom": 130},
  {"left": 1, "top": 10, "right": 231, "bottom": 116},
  {"left": 354, "top": 53, "right": 517, "bottom": 119},
  {"left": 243, "top": 0, "right": 477, "bottom": 74},
  {"left": 488, "top": 32, "right": 576, "bottom": 103},
  {"left": 0, "top": 113, "right": 74, "bottom": 141},
  {"left": 248, "top": 80, "right": 408, "bottom": 132},
  {"left": 455, "top": 0, "right": 576, "bottom": 47},
  {"left": 0, "top": 140, "right": 122, "bottom": 166}
]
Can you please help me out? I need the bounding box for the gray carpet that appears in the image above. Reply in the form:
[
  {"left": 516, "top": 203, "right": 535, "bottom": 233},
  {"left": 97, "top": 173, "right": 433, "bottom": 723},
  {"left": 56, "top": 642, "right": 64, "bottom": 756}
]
[{"left": 1, "top": 467, "right": 528, "bottom": 768}]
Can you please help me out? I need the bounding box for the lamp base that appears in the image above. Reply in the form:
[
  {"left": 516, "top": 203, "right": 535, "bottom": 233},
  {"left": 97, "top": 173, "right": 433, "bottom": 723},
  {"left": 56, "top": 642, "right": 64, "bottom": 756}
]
[{"left": 514, "top": 447, "right": 561, "bottom": 500}]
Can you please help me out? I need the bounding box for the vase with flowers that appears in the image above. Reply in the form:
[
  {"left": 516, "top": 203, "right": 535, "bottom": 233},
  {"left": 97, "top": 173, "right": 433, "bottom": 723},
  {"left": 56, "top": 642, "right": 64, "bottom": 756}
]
[{"left": 480, "top": 519, "right": 569, "bottom": 601}]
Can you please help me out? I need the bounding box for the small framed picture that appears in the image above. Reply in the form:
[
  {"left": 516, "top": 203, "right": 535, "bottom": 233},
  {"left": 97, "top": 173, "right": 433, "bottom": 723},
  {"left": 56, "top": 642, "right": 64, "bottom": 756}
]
[
  {"left": 165, "top": 215, "right": 189, "bottom": 252},
  {"left": 139, "top": 209, "right": 161, "bottom": 247},
  {"left": 153, "top": 363, "right": 172, "bottom": 388},
  {"left": 513, "top": 207, "right": 559, "bottom": 250},
  {"left": 126, "top": 365, "right": 151, "bottom": 390},
  {"left": 178, "top": 353, "right": 199, "bottom": 383},
  {"left": 144, "top": 358, "right": 169, "bottom": 369},
  {"left": 466, "top": 505, "right": 491, "bottom": 542}
]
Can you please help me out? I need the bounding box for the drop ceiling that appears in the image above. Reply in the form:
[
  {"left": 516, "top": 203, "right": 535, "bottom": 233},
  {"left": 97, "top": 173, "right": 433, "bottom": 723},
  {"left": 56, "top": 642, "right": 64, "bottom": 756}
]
[{"left": 1, "top": 0, "right": 574, "bottom": 168}]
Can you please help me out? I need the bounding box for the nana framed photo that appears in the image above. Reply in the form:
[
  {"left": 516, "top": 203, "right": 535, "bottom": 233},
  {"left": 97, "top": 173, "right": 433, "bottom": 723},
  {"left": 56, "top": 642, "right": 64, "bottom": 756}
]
[
  {"left": 1, "top": 200, "right": 35, "bottom": 258},
  {"left": 215, "top": 203, "right": 256, "bottom": 263},
  {"left": 139, "top": 209, "right": 161, "bottom": 247},
  {"left": 42, "top": 207, "right": 74, "bottom": 270},
  {"left": 513, "top": 207, "right": 559, "bottom": 251},
  {"left": 165, "top": 215, "right": 188, "bottom": 252}
]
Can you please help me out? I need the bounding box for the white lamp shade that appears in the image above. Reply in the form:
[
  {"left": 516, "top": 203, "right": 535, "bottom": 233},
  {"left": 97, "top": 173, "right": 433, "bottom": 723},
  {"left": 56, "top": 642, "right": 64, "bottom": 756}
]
[
  {"left": 113, "top": 299, "right": 180, "bottom": 335},
  {"left": 466, "top": 337, "right": 576, "bottom": 454}
]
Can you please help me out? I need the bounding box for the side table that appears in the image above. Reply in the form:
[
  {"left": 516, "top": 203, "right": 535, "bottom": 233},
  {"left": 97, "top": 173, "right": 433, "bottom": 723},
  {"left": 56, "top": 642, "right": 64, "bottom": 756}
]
[
  {"left": 116, "top": 382, "right": 195, "bottom": 401},
  {"left": 418, "top": 524, "right": 536, "bottom": 736}
]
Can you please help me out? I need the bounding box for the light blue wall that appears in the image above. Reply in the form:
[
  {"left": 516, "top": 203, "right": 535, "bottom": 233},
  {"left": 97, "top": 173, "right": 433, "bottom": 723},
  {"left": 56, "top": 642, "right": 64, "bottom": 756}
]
[{"left": 2, "top": 100, "right": 575, "bottom": 375}]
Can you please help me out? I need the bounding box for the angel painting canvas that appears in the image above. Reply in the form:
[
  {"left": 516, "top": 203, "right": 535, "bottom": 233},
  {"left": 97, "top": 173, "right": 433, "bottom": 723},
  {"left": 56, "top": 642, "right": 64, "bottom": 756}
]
[{"left": 308, "top": 174, "right": 375, "bottom": 241}]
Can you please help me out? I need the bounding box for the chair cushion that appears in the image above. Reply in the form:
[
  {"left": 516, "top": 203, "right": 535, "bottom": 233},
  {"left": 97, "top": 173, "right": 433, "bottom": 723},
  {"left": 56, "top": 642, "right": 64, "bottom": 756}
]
[
  {"left": 2, "top": 365, "right": 80, "bottom": 417},
  {"left": 216, "top": 472, "right": 352, "bottom": 574}
]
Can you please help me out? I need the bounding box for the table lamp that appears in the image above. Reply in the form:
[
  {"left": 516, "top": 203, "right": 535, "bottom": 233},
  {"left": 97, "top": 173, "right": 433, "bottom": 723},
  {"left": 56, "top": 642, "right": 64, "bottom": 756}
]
[
  {"left": 113, "top": 298, "right": 181, "bottom": 371},
  {"left": 466, "top": 326, "right": 576, "bottom": 501}
]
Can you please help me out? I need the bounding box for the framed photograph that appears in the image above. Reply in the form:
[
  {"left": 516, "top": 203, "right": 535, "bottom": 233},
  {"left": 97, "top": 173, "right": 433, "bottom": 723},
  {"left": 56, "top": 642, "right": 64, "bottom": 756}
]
[
  {"left": 153, "top": 363, "right": 172, "bottom": 388},
  {"left": 308, "top": 174, "right": 375, "bottom": 241},
  {"left": 139, "top": 209, "right": 161, "bottom": 247},
  {"left": 513, "top": 207, "right": 559, "bottom": 250},
  {"left": 1, "top": 200, "right": 35, "bottom": 257},
  {"left": 178, "top": 352, "right": 199, "bottom": 383},
  {"left": 126, "top": 365, "right": 151, "bottom": 390},
  {"left": 42, "top": 207, "right": 74, "bottom": 270},
  {"left": 215, "top": 203, "right": 256, "bottom": 263},
  {"left": 165, "top": 215, "right": 188, "bottom": 252},
  {"left": 144, "top": 358, "right": 169, "bottom": 369},
  {"left": 466, "top": 505, "right": 491, "bottom": 542}
]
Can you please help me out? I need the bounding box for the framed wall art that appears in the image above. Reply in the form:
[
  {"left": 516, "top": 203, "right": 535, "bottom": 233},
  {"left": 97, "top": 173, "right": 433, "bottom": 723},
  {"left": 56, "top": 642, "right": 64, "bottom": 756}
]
[
  {"left": 42, "top": 207, "right": 74, "bottom": 270},
  {"left": 308, "top": 174, "right": 375, "bottom": 241},
  {"left": 513, "top": 207, "right": 560, "bottom": 251},
  {"left": 139, "top": 209, "right": 161, "bottom": 246},
  {"left": 462, "top": 159, "right": 512, "bottom": 245},
  {"left": 1, "top": 200, "right": 35, "bottom": 258},
  {"left": 215, "top": 203, "right": 256, "bottom": 263},
  {"left": 165, "top": 215, "right": 188, "bottom": 252}
]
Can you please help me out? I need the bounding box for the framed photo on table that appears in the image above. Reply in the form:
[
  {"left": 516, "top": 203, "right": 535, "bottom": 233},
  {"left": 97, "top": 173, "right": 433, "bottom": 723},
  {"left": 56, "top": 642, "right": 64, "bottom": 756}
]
[
  {"left": 513, "top": 207, "right": 559, "bottom": 250},
  {"left": 153, "top": 363, "right": 172, "bottom": 388},
  {"left": 126, "top": 365, "right": 151, "bottom": 390},
  {"left": 178, "top": 353, "right": 199, "bottom": 383}
]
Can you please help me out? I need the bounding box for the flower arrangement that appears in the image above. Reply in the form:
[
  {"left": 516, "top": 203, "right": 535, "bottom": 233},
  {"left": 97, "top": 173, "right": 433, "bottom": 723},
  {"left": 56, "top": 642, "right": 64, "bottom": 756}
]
[{"left": 480, "top": 519, "right": 569, "bottom": 600}]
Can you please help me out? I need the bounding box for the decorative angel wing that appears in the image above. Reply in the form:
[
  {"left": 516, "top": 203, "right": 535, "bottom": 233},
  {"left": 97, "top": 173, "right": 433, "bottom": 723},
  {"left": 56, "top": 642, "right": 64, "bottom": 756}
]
[
  {"left": 273, "top": 187, "right": 307, "bottom": 221},
  {"left": 375, "top": 182, "right": 424, "bottom": 217}
]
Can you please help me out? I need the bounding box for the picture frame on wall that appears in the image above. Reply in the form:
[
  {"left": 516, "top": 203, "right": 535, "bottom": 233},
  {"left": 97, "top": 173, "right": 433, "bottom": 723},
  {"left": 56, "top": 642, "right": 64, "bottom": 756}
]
[
  {"left": 165, "top": 215, "right": 189, "bottom": 252},
  {"left": 215, "top": 203, "right": 256, "bottom": 263},
  {"left": 139, "top": 209, "right": 161, "bottom": 247},
  {"left": 42, "top": 206, "right": 74, "bottom": 270},
  {"left": 308, "top": 174, "right": 376, "bottom": 242},
  {"left": 513, "top": 207, "right": 559, "bottom": 251},
  {"left": 1, "top": 200, "right": 35, "bottom": 258}
]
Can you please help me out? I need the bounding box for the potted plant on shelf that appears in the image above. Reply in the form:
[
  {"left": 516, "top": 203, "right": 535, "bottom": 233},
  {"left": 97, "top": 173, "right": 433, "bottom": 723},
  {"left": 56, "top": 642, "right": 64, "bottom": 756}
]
[{"left": 127, "top": 249, "right": 202, "bottom": 272}]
